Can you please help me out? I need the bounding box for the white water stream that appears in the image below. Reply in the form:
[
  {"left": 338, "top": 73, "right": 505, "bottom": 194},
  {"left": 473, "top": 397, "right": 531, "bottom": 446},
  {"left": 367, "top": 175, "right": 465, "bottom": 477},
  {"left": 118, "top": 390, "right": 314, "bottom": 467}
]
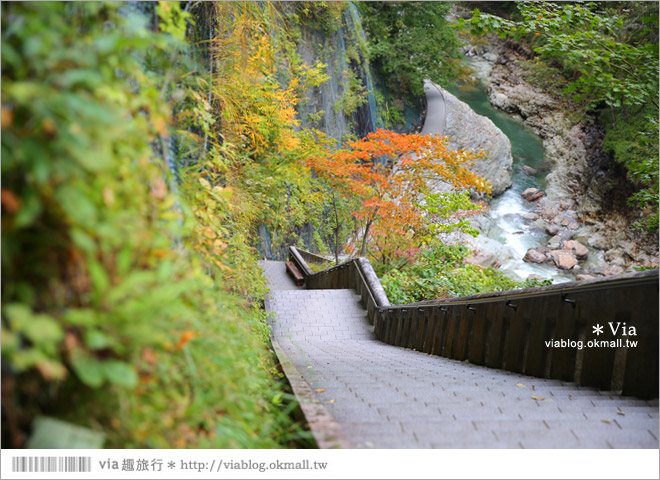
[{"left": 447, "top": 77, "right": 574, "bottom": 283}]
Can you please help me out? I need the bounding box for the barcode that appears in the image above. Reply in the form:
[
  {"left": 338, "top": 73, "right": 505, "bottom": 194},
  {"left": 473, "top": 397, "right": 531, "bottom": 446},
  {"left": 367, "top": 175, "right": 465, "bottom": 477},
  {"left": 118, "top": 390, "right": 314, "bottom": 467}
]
[{"left": 11, "top": 456, "right": 92, "bottom": 473}]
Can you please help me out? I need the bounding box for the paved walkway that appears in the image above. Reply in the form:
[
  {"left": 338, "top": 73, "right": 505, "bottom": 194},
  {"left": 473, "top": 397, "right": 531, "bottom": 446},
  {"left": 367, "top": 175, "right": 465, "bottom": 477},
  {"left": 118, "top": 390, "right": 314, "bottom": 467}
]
[
  {"left": 261, "top": 261, "right": 659, "bottom": 449},
  {"left": 421, "top": 80, "right": 446, "bottom": 136}
]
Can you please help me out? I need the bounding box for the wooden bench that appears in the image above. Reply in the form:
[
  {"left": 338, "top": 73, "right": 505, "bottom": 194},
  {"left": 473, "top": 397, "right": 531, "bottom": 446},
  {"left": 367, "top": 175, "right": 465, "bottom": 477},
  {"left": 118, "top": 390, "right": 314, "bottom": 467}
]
[{"left": 285, "top": 261, "right": 305, "bottom": 287}]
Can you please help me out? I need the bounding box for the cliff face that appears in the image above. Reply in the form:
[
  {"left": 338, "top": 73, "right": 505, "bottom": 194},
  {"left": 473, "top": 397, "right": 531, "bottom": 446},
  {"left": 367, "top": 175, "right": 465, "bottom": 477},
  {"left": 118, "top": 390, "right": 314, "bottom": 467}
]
[
  {"left": 432, "top": 85, "right": 513, "bottom": 196},
  {"left": 466, "top": 38, "right": 659, "bottom": 270},
  {"left": 294, "top": 3, "right": 382, "bottom": 143}
]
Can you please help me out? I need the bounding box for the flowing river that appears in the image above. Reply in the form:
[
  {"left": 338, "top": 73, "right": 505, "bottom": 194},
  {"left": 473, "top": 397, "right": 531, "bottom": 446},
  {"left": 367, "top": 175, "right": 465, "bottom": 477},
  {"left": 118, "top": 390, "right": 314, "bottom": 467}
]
[{"left": 447, "top": 78, "right": 574, "bottom": 283}]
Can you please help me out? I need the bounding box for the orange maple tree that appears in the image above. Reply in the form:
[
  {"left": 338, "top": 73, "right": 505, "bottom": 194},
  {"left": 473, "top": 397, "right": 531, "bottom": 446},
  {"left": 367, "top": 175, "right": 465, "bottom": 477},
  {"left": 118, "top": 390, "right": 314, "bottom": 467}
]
[{"left": 306, "top": 129, "right": 491, "bottom": 260}]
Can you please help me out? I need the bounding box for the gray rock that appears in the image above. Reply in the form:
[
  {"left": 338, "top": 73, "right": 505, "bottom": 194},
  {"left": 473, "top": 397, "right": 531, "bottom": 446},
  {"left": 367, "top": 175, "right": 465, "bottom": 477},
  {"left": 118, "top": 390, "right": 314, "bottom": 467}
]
[
  {"left": 550, "top": 250, "right": 578, "bottom": 270},
  {"left": 530, "top": 219, "right": 547, "bottom": 229},
  {"left": 521, "top": 165, "right": 538, "bottom": 176},
  {"left": 587, "top": 233, "right": 610, "bottom": 250},
  {"left": 537, "top": 245, "right": 551, "bottom": 255},
  {"left": 465, "top": 250, "right": 499, "bottom": 268},
  {"left": 483, "top": 52, "right": 498, "bottom": 63},
  {"left": 523, "top": 248, "right": 547, "bottom": 264},
  {"left": 526, "top": 274, "right": 544, "bottom": 281},
  {"left": 427, "top": 86, "right": 513, "bottom": 195},
  {"left": 563, "top": 239, "right": 589, "bottom": 261},
  {"left": 545, "top": 224, "right": 561, "bottom": 236},
  {"left": 558, "top": 229, "right": 575, "bottom": 242},
  {"left": 548, "top": 235, "right": 562, "bottom": 248},
  {"left": 522, "top": 213, "right": 539, "bottom": 221}
]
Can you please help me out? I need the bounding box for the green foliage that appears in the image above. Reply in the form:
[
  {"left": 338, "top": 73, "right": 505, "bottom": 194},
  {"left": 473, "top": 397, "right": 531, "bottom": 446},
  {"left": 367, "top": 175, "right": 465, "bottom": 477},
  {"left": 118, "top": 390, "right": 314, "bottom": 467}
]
[
  {"left": 1, "top": 1, "right": 301, "bottom": 448},
  {"left": 420, "top": 191, "right": 483, "bottom": 238},
  {"left": 460, "top": 2, "right": 659, "bottom": 230},
  {"left": 335, "top": 69, "right": 368, "bottom": 116},
  {"left": 460, "top": 2, "right": 659, "bottom": 109},
  {"left": 292, "top": 1, "right": 348, "bottom": 34},
  {"left": 379, "top": 241, "right": 543, "bottom": 304},
  {"left": 602, "top": 106, "right": 659, "bottom": 231},
  {"left": 520, "top": 58, "right": 571, "bottom": 98},
  {"left": 358, "top": 1, "right": 463, "bottom": 96},
  {"left": 373, "top": 89, "right": 405, "bottom": 129}
]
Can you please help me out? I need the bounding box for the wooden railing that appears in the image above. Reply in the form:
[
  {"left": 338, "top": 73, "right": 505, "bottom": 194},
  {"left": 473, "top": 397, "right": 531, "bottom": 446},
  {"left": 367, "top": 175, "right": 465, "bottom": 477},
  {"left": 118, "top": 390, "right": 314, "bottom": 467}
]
[{"left": 287, "top": 246, "right": 659, "bottom": 399}]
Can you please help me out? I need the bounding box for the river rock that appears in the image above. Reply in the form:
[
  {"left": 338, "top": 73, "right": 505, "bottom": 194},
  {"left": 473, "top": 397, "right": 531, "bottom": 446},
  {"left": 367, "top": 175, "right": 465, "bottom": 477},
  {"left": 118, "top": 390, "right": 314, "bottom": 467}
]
[
  {"left": 483, "top": 52, "right": 498, "bottom": 63},
  {"left": 521, "top": 165, "right": 538, "bottom": 176},
  {"left": 523, "top": 248, "right": 547, "bottom": 264},
  {"left": 545, "top": 224, "right": 561, "bottom": 236},
  {"left": 465, "top": 250, "right": 499, "bottom": 268},
  {"left": 563, "top": 240, "right": 589, "bottom": 260},
  {"left": 521, "top": 187, "right": 539, "bottom": 200},
  {"left": 528, "top": 191, "right": 544, "bottom": 201},
  {"left": 575, "top": 274, "right": 596, "bottom": 281},
  {"left": 526, "top": 274, "right": 544, "bottom": 281},
  {"left": 522, "top": 212, "right": 539, "bottom": 221},
  {"left": 603, "top": 265, "right": 625, "bottom": 276},
  {"left": 521, "top": 187, "right": 544, "bottom": 201},
  {"left": 428, "top": 86, "right": 513, "bottom": 195},
  {"left": 537, "top": 245, "right": 551, "bottom": 255},
  {"left": 550, "top": 250, "right": 578, "bottom": 270},
  {"left": 548, "top": 235, "right": 562, "bottom": 248}
]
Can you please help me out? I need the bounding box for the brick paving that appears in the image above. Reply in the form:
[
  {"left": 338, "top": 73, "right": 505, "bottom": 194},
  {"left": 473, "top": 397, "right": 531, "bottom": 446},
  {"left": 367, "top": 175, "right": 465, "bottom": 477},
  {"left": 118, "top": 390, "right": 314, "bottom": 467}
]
[{"left": 261, "top": 260, "right": 659, "bottom": 448}]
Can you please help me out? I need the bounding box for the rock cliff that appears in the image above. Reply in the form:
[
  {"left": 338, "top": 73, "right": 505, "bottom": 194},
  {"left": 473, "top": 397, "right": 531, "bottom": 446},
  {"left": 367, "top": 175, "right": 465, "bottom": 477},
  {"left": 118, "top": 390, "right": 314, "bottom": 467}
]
[{"left": 425, "top": 84, "right": 513, "bottom": 196}]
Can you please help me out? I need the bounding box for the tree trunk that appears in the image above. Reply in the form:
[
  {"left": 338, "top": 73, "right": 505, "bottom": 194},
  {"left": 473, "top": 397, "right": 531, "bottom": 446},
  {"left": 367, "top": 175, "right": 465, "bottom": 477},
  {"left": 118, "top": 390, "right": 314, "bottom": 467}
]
[{"left": 360, "top": 220, "right": 372, "bottom": 257}]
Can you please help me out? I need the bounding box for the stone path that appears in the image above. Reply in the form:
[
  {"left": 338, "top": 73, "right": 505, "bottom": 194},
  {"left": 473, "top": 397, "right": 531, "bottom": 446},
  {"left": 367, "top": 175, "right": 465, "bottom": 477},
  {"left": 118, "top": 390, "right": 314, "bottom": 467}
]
[{"left": 261, "top": 261, "right": 659, "bottom": 449}]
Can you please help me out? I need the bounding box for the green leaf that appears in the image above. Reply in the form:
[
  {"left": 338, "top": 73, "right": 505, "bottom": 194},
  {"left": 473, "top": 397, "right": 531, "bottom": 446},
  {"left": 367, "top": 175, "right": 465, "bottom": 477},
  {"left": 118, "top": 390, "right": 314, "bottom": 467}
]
[
  {"left": 63, "top": 308, "right": 98, "bottom": 327},
  {"left": 87, "top": 258, "right": 110, "bottom": 297},
  {"left": 70, "top": 228, "right": 97, "bottom": 254},
  {"left": 71, "top": 351, "right": 104, "bottom": 388},
  {"left": 23, "top": 314, "right": 64, "bottom": 346},
  {"left": 102, "top": 360, "right": 138, "bottom": 388},
  {"left": 83, "top": 329, "right": 113, "bottom": 350},
  {"left": 13, "top": 189, "right": 43, "bottom": 229}
]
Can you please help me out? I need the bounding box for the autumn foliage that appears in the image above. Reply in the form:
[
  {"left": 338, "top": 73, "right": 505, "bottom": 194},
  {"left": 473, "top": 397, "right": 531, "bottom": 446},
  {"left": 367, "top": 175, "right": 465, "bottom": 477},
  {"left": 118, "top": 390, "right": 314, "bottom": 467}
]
[{"left": 306, "top": 129, "right": 491, "bottom": 261}]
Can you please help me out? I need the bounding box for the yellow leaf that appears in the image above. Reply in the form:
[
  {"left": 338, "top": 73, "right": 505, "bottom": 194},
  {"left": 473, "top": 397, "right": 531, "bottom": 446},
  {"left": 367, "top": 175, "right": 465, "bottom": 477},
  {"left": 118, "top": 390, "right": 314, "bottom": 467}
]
[
  {"left": 516, "top": 383, "right": 526, "bottom": 388},
  {"left": 326, "top": 399, "right": 335, "bottom": 404},
  {"left": 616, "top": 410, "right": 625, "bottom": 416},
  {"left": 531, "top": 395, "right": 545, "bottom": 401},
  {"left": 315, "top": 388, "right": 325, "bottom": 393},
  {"left": 601, "top": 419, "right": 611, "bottom": 424}
]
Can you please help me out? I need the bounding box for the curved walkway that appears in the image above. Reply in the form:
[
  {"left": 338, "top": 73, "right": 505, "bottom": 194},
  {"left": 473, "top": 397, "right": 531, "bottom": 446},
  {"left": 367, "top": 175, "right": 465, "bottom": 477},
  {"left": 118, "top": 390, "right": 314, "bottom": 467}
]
[
  {"left": 421, "top": 80, "right": 447, "bottom": 136},
  {"left": 261, "top": 261, "right": 658, "bottom": 449}
]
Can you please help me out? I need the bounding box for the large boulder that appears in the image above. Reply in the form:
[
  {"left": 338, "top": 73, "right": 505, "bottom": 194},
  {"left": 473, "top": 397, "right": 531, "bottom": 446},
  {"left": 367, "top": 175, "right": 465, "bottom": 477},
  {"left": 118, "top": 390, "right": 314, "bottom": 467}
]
[
  {"left": 563, "top": 240, "right": 589, "bottom": 261},
  {"left": 550, "top": 250, "right": 578, "bottom": 270},
  {"left": 425, "top": 84, "right": 513, "bottom": 195},
  {"left": 523, "top": 248, "right": 547, "bottom": 264}
]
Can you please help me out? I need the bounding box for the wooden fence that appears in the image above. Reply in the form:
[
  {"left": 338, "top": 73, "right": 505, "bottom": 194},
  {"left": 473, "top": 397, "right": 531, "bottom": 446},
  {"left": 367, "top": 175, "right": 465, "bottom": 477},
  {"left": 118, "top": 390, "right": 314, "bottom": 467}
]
[{"left": 288, "top": 246, "right": 659, "bottom": 399}]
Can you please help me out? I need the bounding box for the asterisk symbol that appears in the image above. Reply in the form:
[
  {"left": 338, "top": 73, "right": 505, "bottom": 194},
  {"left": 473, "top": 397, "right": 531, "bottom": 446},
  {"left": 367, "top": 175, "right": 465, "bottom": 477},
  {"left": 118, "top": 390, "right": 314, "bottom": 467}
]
[
  {"left": 168, "top": 462, "right": 176, "bottom": 469},
  {"left": 593, "top": 324, "right": 603, "bottom": 335}
]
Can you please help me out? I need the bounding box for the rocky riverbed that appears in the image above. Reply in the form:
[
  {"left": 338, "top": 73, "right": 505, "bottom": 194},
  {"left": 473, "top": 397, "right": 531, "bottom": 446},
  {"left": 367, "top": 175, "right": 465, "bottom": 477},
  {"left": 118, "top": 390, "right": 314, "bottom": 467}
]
[{"left": 460, "top": 37, "right": 658, "bottom": 279}]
